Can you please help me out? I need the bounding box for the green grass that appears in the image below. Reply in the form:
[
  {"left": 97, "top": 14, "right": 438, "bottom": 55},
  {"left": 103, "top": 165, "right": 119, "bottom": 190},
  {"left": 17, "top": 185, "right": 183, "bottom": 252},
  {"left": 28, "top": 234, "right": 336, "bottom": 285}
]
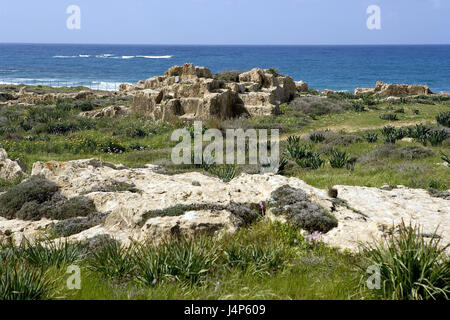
[
  {"left": 0, "top": 220, "right": 368, "bottom": 300},
  {"left": 360, "top": 221, "right": 450, "bottom": 300}
]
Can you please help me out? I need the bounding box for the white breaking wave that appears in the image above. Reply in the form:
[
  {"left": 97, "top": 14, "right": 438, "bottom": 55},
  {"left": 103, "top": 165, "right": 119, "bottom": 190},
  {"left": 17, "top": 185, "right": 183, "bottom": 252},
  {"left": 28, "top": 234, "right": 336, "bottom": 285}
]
[
  {"left": 53, "top": 54, "right": 172, "bottom": 59},
  {"left": 0, "top": 78, "right": 131, "bottom": 91},
  {"left": 53, "top": 55, "right": 78, "bottom": 58},
  {"left": 136, "top": 55, "right": 173, "bottom": 59}
]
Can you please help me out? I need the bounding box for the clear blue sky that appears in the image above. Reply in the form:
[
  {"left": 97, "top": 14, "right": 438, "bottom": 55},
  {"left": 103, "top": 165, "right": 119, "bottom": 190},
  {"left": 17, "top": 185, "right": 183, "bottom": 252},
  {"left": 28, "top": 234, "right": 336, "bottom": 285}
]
[{"left": 1, "top": 0, "right": 449, "bottom": 45}]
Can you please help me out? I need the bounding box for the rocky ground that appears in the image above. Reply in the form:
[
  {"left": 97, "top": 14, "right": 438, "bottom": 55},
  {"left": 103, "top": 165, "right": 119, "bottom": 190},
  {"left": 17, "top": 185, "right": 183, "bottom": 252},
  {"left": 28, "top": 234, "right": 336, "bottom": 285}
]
[
  {"left": 0, "top": 64, "right": 449, "bottom": 252},
  {"left": 1, "top": 151, "right": 448, "bottom": 252}
]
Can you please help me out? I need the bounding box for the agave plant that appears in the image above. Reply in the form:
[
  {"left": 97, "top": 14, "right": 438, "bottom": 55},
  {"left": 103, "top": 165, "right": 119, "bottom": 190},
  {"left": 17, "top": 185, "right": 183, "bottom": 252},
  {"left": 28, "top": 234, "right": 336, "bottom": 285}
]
[
  {"left": 309, "top": 132, "right": 326, "bottom": 143},
  {"left": 209, "top": 164, "right": 237, "bottom": 182},
  {"left": 364, "top": 132, "right": 378, "bottom": 143},
  {"left": 436, "top": 111, "right": 450, "bottom": 127},
  {"left": 428, "top": 129, "right": 447, "bottom": 146},
  {"left": 329, "top": 150, "right": 349, "bottom": 168},
  {"left": 295, "top": 152, "right": 324, "bottom": 169},
  {"left": 441, "top": 151, "right": 450, "bottom": 165}
]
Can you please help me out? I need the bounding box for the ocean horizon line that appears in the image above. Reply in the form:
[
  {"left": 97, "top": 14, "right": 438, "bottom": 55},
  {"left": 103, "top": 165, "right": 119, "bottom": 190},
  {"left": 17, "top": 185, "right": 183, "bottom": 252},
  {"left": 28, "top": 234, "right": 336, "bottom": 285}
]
[{"left": 1, "top": 42, "right": 450, "bottom": 47}]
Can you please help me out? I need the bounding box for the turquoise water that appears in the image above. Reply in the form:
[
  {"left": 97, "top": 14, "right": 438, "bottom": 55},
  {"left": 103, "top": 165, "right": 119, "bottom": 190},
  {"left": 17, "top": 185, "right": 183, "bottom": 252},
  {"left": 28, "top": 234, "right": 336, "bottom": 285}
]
[{"left": 1, "top": 43, "right": 449, "bottom": 92}]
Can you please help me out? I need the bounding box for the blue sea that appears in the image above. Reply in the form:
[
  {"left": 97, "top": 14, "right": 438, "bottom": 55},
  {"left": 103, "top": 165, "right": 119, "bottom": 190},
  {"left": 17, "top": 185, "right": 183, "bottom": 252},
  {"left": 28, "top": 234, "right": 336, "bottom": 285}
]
[{"left": 1, "top": 43, "right": 450, "bottom": 92}]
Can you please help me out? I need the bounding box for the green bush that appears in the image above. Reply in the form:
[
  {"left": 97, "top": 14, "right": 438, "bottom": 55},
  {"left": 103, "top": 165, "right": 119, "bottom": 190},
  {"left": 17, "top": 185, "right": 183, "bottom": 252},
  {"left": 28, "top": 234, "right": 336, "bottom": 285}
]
[
  {"left": 266, "top": 68, "right": 281, "bottom": 77},
  {"left": 267, "top": 186, "right": 338, "bottom": 233},
  {"left": 0, "top": 175, "right": 58, "bottom": 219},
  {"left": 19, "top": 240, "right": 84, "bottom": 269},
  {"left": 0, "top": 263, "right": 54, "bottom": 300},
  {"left": 295, "top": 152, "right": 324, "bottom": 170},
  {"left": 329, "top": 150, "right": 350, "bottom": 169},
  {"left": 208, "top": 164, "right": 237, "bottom": 182},
  {"left": 428, "top": 129, "right": 447, "bottom": 146},
  {"left": 381, "top": 126, "right": 404, "bottom": 144},
  {"left": 213, "top": 70, "right": 243, "bottom": 82},
  {"left": 364, "top": 132, "right": 378, "bottom": 143},
  {"left": 289, "top": 96, "right": 351, "bottom": 116},
  {"left": 436, "top": 111, "right": 450, "bottom": 127},
  {"left": 89, "top": 240, "right": 136, "bottom": 280},
  {"left": 133, "top": 237, "right": 220, "bottom": 285},
  {"left": 351, "top": 102, "right": 367, "bottom": 112},
  {"left": 408, "top": 124, "right": 431, "bottom": 145},
  {"left": 361, "top": 222, "right": 450, "bottom": 300},
  {"left": 223, "top": 241, "right": 288, "bottom": 276},
  {"left": 380, "top": 113, "right": 399, "bottom": 121},
  {"left": 309, "top": 132, "right": 326, "bottom": 143},
  {"left": 441, "top": 151, "right": 450, "bottom": 165}
]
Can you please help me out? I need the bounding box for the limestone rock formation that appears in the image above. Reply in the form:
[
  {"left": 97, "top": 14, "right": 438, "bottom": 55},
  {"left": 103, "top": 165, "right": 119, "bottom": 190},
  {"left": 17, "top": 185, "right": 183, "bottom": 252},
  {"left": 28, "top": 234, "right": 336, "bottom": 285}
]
[
  {"left": 80, "top": 105, "right": 131, "bottom": 118},
  {"left": 0, "top": 148, "right": 26, "bottom": 181},
  {"left": 125, "top": 63, "right": 298, "bottom": 121},
  {"left": 0, "top": 158, "right": 448, "bottom": 252},
  {"left": 355, "top": 81, "right": 433, "bottom": 97},
  {"left": 295, "top": 81, "right": 309, "bottom": 93}
]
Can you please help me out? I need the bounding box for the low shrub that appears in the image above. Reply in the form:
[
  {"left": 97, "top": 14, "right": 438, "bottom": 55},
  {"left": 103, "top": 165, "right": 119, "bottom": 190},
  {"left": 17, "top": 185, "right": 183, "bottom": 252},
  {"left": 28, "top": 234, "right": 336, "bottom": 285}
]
[
  {"left": 441, "top": 151, "right": 450, "bottom": 165},
  {"left": 267, "top": 186, "right": 338, "bottom": 233},
  {"left": 428, "top": 129, "right": 447, "bottom": 146},
  {"left": 381, "top": 126, "right": 404, "bottom": 144},
  {"left": 289, "top": 96, "right": 351, "bottom": 116},
  {"left": 48, "top": 213, "right": 107, "bottom": 237},
  {"left": 364, "top": 132, "right": 378, "bottom": 143},
  {"left": 133, "top": 237, "right": 220, "bottom": 285},
  {"left": 223, "top": 241, "right": 288, "bottom": 276},
  {"left": 0, "top": 175, "right": 58, "bottom": 219},
  {"left": 213, "top": 70, "right": 243, "bottom": 82},
  {"left": 351, "top": 102, "right": 367, "bottom": 112},
  {"left": 436, "top": 111, "right": 450, "bottom": 127},
  {"left": 89, "top": 239, "right": 136, "bottom": 280},
  {"left": 295, "top": 152, "right": 324, "bottom": 170},
  {"left": 329, "top": 150, "right": 350, "bottom": 169},
  {"left": 380, "top": 113, "right": 399, "bottom": 121},
  {"left": 208, "top": 164, "right": 237, "bottom": 182},
  {"left": 309, "top": 132, "right": 326, "bottom": 143},
  {"left": 0, "top": 263, "right": 54, "bottom": 300},
  {"left": 360, "top": 145, "right": 434, "bottom": 162}
]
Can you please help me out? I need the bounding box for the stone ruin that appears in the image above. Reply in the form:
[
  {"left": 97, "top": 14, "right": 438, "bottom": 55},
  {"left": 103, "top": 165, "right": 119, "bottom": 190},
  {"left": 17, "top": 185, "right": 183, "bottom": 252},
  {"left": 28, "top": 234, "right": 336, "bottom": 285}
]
[
  {"left": 120, "top": 63, "right": 308, "bottom": 121},
  {"left": 355, "top": 81, "right": 434, "bottom": 97}
]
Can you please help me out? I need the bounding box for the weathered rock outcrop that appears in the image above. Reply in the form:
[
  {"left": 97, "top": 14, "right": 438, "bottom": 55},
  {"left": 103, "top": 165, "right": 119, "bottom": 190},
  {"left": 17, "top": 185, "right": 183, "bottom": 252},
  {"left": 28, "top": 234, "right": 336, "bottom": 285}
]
[
  {"left": 4, "top": 87, "right": 110, "bottom": 105},
  {"left": 124, "top": 63, "right": 300, "bottom": 120},
  {"left": 80, "top": 105, "right": 131, "bottom": 118},
  {"left": 0, "top": 148, "right": 26, "bottom": 181},
  {"left": 1, "top": 158, "right": 448, "bottom": 252},
  {"left": 355, "top": 81, "right": 434, "bottom": 97}
]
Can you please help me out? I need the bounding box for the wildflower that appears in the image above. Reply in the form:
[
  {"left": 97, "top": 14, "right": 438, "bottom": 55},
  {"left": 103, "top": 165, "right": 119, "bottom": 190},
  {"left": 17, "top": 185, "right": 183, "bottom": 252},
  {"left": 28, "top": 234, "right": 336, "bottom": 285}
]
[{"left": 152, "top": 279, "right": 157, "bottom": 285}]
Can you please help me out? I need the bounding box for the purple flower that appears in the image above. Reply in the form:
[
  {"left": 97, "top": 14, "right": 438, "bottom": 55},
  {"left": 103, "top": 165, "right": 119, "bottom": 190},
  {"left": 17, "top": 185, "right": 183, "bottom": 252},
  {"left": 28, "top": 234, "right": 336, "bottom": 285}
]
[
  {"left": 152, "top": 279, "right": 157, "bottom": 285},
  {"left": 294, "top": 239, "right": 297, "bottom": 244},
  {"left": 259, "top": 202, "right": 264, "bottom": 210}
]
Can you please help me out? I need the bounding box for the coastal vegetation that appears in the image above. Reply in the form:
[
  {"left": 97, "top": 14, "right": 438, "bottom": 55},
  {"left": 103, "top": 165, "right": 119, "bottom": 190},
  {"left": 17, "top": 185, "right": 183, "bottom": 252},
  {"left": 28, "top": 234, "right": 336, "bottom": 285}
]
[{"left": 0, "top": 81, "right": 449, "bottom": 300}]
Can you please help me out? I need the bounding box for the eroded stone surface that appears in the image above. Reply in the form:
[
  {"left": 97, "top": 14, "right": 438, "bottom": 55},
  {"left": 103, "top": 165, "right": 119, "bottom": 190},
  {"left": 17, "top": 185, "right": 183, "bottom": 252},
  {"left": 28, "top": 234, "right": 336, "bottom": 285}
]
[
  {"left": 126, "top": 64, "right": 299, "bottom": 120},
  {"left": 0, "top": 148, "right": 26, "bottom": 181},
  {"left": 0, "top": 158, "right": 448, "bottom": 251}
]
